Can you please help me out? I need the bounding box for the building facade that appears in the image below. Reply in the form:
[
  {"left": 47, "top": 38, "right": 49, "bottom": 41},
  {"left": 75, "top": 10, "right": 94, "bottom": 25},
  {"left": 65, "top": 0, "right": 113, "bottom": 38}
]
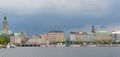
[
  {"left": 112, "top": 31, "right": 120, "bottom": 41},
  {"left": 87, "top": 32, "right": 94, "bottom": 41},
  {"left": 10, "top": 32, "right": 26, "bottom": 45},
  {"left": 70, "top": 31, "right": 113, "bottom": 42},
  {"left": 70, "top": 31, "right": 87, "bottom": 42},
  {"left": 47, "top": 31, "right": 66, "bottom": 43},
  {"left": 27, "top": 34, "right": 46, "bottom": 44},
  {"left": 93, "top": 31, "right": 112, "bottom": 42}
]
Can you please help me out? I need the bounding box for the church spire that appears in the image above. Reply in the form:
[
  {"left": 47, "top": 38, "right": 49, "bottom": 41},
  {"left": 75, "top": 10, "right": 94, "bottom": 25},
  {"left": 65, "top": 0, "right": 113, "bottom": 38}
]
[
  {"left": 4, "top": 13, "right": 7, "bottom": 20},
  {"left": 92, "top": 25, "right": 96, "bottom": 33}
]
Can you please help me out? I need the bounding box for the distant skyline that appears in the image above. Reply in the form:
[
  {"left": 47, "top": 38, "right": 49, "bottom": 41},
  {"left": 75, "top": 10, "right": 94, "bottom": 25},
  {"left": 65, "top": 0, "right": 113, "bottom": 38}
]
[{"left": 0, "top": 0, "right": 120, "bottom": 36}]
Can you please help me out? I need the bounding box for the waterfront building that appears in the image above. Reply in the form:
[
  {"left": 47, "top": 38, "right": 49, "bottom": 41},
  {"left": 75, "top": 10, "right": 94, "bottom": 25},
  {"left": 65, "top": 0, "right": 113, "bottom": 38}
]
[
  {"left": 93, "top": 31, "right": 112, "bottom": 42},
  {"left": 87, "top": 32, "right": 94, "bottom": 41},
  {"left": 27, "top": 34, "right": 45, "bottom": 44},
  {"left": 70, "top": 31, "right": 112, "bottom": 42},
  {"left": 70, "top": 31, "right": 87, "bottom": 42},
  {"left": 112, "top": 31, "right": 120, "bottom": 41},
  {"left": 69, "top": 26, "right": 95, "bottom": 42},
  {"left": 10, "top": 32, "right": 26, "bottom": 45},
  {"left": 47, "top": 31, "right": 66, "bottom": 44},
  {"left": 70, "top": 26, "right": 113, "bottom": 43},
  {"left": 89, "top": 26, "right": 112, "bottom": 42}
]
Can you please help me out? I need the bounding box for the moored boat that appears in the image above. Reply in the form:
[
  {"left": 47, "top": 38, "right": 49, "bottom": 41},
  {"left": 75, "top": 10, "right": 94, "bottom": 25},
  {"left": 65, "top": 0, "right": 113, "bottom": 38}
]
[{"left": 6, "top": 43, "right": 16, "bottom": 48}]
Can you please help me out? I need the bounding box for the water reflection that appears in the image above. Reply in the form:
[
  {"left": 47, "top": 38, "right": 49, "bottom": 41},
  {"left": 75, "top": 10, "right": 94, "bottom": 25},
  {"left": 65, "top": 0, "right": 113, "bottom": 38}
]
[{"left": 0, "top": 47, "right": 120, "bottom": 57}]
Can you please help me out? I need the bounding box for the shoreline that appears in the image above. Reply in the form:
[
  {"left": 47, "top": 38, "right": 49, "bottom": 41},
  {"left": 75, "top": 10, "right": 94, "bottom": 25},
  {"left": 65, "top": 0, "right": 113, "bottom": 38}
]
[{"left": 1, "top": 44, "right": 120, "bottom": 48}]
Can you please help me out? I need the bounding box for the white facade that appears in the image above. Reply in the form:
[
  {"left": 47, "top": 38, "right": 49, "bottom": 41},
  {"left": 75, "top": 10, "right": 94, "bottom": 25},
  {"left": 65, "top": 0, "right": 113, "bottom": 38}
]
[
  {"left": 14, "top": 36, "right": 22, "bottom": 44},
  {"left": 10, "top": 32, "right": 26, "bottom": 44},
  {"left": 10, "top": 35, "right": 22, "bottom": 44},
  {"left": 70, "top": 34, "right": 76, "bottom": 41},
  {"left": 112, "top": 31, "right": 120, "bottom": 41},
  {"left": 70, "top": 31, "right": 87, "bottom": 41},
  {"left": 27, "top": 34, "right": 45, "bottom": 44}
]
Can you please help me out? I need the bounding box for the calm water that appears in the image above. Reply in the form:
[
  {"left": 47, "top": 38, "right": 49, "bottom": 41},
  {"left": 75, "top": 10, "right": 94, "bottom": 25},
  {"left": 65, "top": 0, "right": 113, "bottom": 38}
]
[{"left": 0, "top": 47, "right": 120, "bottom": 57}]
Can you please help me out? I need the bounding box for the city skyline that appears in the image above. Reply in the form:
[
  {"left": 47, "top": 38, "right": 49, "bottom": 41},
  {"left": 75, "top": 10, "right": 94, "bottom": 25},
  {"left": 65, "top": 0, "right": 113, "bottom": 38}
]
[{"left": 0, "top": 0, "right": 119, "bottom": 36}]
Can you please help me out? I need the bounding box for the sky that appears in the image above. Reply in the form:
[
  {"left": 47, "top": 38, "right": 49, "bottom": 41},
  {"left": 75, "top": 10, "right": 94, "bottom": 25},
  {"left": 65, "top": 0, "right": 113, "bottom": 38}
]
[{"left": 0, "top": 0, "right": 120, "bottom": 36}]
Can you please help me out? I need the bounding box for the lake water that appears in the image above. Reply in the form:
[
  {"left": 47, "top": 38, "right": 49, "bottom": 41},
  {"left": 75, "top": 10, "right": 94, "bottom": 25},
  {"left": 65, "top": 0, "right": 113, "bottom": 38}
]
[{"left": 0, "top": 47, "right": 120, "bottom": 57}]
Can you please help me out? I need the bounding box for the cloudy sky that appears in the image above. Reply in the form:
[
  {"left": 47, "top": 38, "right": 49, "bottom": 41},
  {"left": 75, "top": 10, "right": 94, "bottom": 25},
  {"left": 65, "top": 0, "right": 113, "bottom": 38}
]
[{"left": 0, "top": 0, "right": 119, "bottom": 35}]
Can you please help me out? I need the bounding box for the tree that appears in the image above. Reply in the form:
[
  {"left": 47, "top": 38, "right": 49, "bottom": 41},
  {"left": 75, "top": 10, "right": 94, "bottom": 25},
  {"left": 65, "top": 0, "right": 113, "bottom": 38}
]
[
  {"left": 0, "top": 36, "right": 10, "bottom": 45},
  {"left": 112, "top": 40, "right": 116, "bottom": 44},
  {"left": 79, "top": 41, "right": 84, "bottom": 45},
  {"left": 61, "top": 41, "right": 65, "bottom": 44},
  {"left": 74, "top": 41, "right": 79, "bottom": 44}
]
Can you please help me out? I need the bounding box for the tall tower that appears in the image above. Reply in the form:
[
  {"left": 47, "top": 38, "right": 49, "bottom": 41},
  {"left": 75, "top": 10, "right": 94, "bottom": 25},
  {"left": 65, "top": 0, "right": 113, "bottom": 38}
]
[
  {"left": 2, "top": 14, "right": 8, "bottom": 35},
  {"left": 92, "top": 25, "right": 96, "bottom": 33}
]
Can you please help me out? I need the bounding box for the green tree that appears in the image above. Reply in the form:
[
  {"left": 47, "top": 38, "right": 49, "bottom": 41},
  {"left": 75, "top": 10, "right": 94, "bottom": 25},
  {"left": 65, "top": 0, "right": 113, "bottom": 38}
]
[
  {"left": 79, "top": 41, "right": 84, "bottom": 45},
  {"left": 0, "top": 36, "right": 10, "bottom": 45},
  {"left": 61, "top": 41, "right": 65, "bottom": 44},
  {"left": 112, "top": 40, "right": 116, "bottom": 44}
]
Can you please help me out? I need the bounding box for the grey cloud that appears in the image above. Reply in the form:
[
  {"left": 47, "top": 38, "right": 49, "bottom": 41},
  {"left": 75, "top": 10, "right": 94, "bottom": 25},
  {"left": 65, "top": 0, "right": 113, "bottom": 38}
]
[{"left": 0, "top": 0, "right": 114, "bottom": 16}]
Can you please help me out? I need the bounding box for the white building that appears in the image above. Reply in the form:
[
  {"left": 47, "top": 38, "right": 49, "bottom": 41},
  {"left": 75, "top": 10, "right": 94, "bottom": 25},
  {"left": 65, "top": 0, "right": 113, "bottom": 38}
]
[
  {"left": 27, "top": 34, "right": 45, "bottom": 44},
  {"left": 10, "top": 33, "right": 25, "bottom": 44},
  {"left": 70, "top": 31, "right": 87, "bottom": 42},
  {"left": 112, "top": 31, "right": 120, "bottom": 41}
]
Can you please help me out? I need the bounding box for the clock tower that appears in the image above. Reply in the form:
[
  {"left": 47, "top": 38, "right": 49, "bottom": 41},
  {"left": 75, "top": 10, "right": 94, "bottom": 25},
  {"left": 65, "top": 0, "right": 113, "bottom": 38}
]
[{"left": 2, "top": 14, "right": 8, "bottom": 35}]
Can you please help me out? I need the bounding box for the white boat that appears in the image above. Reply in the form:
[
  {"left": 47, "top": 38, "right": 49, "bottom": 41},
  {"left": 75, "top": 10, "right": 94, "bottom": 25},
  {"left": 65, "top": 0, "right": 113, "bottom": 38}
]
[
  {"left": 70, "top": 45, "right": 80, "bottom": 47},
  {"left": 6, "top": 43, "right": 16, "bottom": 48},
  {"left": 40, "top": 45, "right": 46, "bottom": 47},
  {"left": 45, "top": 40, "right": 49, "bottom": 47},
  {"left": 87, "top": 45, "right": 96, "bottom": 47},
  {"left": 55, "top": 43, "right": 66, "bottom": 47}
]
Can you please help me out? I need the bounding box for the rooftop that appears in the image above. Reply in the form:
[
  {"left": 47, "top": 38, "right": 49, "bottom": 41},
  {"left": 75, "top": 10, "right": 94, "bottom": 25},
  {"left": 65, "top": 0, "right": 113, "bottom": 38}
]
[
  {"left": 48, "top": 31, "right": 64, "bottom": 33},
  {"left": 14, "top": 33, "right": 22, "bottom": 36},
  {"left": 95, "top": 31, "right": 111, "bottom": 34},
  {"left": 88, "top": 31, "right": 111, "bottom": 34}
]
